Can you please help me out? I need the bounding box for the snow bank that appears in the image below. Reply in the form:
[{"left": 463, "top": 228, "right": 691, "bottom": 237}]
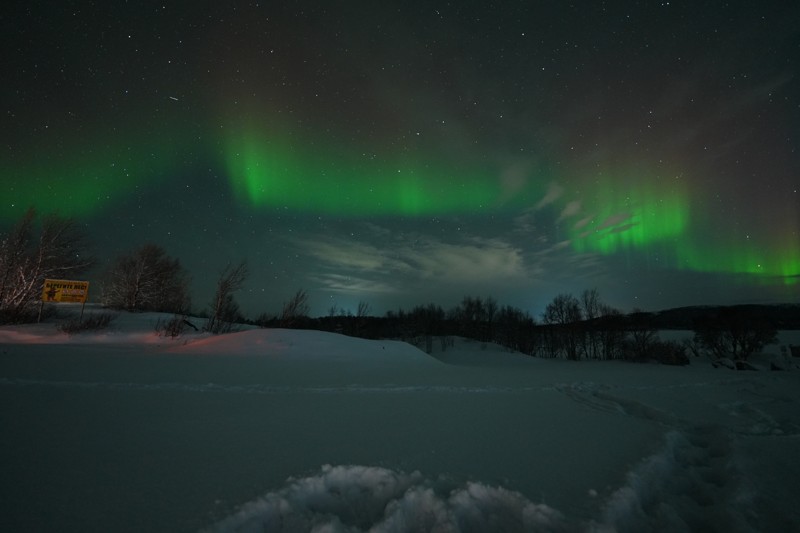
[
  {"left": 206, "top": 464, "right": 567, "bottom": 533},
  {"left": 425, "top": 336, "right": 537, "bottom": 367},
  {"left": 169, "top": 328, "right": 438, "bottom": 366},
  {"left": 0, "top": 309, "right": 209, "bottom": 345},
  {"left": 2, "top": 311, "right": 800, "bottom": 532}
]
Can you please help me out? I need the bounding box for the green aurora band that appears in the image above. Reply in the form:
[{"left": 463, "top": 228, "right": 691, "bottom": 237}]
[
  {"left": 568, "top": 185, "right": 690, "bottom": 255},
  {"left": 225, "top": 134, "right": 798, "bottom": 284},
  {"left": 1, "top": 133, "right": 195, "bottom": 222},
  {"left": 567, "top": 179, "right": 799, "bottom": 284},
  {"left": 3, "top": 125, "right": 796, "bottom": 286},
  {"left": 676, "top": 236, "right": 800, "bottom": 284},
  {"left": 224, "top": 130, "right": 518, "bottom": 216}
]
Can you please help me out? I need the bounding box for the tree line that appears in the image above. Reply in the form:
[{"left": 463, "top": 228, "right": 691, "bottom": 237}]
[
  {"left": 0, "top": 209, "right": 783, "bottom": 364},
  {"left": 0, "top": 209, "right": 312, "bottom": 333},
  {"left": 276, "top": 292, "right": 782, "bottom": 366},
  {"left": 0, "top": 209, "right": 237, "bottom": 332}
]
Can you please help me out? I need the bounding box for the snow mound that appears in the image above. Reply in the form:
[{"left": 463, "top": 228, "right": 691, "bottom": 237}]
[
  {"left": 205, "top": 464, "right": 567, "bottom": 533},
  {"left": 0, "top": 309, "right": 210, "bottom": 344},
  {"left": 169, "top": 328, "right": 439, "bottom": 366},
  {"left": 425, "top": 336, "right": 537, "bottom": 367}
]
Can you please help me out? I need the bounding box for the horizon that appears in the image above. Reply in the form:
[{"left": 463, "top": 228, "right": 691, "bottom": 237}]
[{"left": 34, "top": 296, "right": 800, "bottom": 324}]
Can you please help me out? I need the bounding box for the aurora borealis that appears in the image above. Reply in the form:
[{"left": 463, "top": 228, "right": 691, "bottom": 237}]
[
  {"left": 224, "top": 126, "right": 511, "bottom": 216},
  {"left": 2, "top": 1, "right": 798, "bottom": 315}
]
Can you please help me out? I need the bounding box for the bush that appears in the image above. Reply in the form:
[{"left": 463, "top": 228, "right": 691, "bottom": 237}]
[
  {"left": 154, "top": 315, "right": 198, "bottom": 338},
  {"left": 0, "top": 305, "right": 53, "bottom": 325},
  {"left": 649, "top": 339, "right": 690, "bottom": 366},
  {"left": 692, "top": 307, "right": 778, "bottom": 361}
]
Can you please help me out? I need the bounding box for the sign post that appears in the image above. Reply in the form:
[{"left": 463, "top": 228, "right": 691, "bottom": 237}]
[{"left": 40, "top": 279, "right": 90, "bottom": 322}]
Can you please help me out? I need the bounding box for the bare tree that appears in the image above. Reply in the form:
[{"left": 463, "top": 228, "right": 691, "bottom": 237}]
[
  {"left": 207, "top": 261, "right": 248, "bottom": 334},
  {"left": 543, "top": 293, "right": 582, "bottom": 325},
  {"left": 484, "top": 296, "right": 498, "bottom": 342},
  {"left": 597, "top": 304, "right": 627, "bottom": 360},
  {"left": 628, "top": 309, "right": 659, "bottom": 361},
  {"left": 542, "top": 293, "right": 582, "bottom": 359},
  {"left": 581, "top": 289, "right": 601, "bottom": 321},
  {"left": 356, "top": 301, "right": 372, "bottom": 318},
  {"left": 102, "top": 244, "right": 190, "bottom": 313},
  {"left": 280, "top": 289, "right": 310, "bottom": 327},
  {"left": 580, "top": 288, "right": 602, "bottom": 359},
  {"left": 693, "top": 307, "right": 778, "bottom": 363},
  {"left": 0, "top": 209, "right": 35, "bottom": 315},
  {"left": 495, "top": 304, "right": 538, "bottom": 355},
  {"left": 455, "top": 296, "right": 494, "bottom": 340},
  {"left": 0, "top": 208, "right": 93, "bottom": 322}
]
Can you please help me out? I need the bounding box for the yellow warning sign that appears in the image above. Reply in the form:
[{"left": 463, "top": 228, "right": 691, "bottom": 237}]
[{"left": 42, "top": 279, "right": 90, "bottom": 303}]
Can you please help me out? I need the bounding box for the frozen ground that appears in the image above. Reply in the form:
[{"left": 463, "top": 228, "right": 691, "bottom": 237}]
[{"left": 1, "top": 311, "right": 799, "bottom": 532}]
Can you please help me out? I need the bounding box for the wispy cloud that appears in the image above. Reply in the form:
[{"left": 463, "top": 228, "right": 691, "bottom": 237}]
[
  {"left": 304, "top": 240, "right": 395, "bottom": 272},
  {"left": 535, "top": 182, "right": 564, "bottom": 210},
  {"left": 558, "top": 200, "right": 582, "bottom": 221},
  {"left": 608, "top": 222, "right": 637, "bottom": 234},
  {"left": 308, "top": 273, "right": 399, "bottom": 294},
  {"left": 574, "top": 215, "right": 593, "bottom": 229},
  {"left": 408, "top": 238, "right": 525, "bottom": 282},
  {"left": 595, "top": 212, "right": 633, "bottom": 231},
  {"left": 299, "top": 232, "right": 530, "bottom": 294}
]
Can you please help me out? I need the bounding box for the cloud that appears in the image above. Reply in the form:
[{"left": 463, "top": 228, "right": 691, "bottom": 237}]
[
  {"left": 512, "top": 208, "right": 540, "bottom": 234},
  {"left": 295, "top": 214, "right": 614, "bottom": 303},
  {"left": 574, "top": 215, "right": 593, "bottom": 229},
  {"left": 595, "top": 213, "right": 633, "bottom": 231},
  {"left": 303, "top": 240, "right": 396, "bottom": 272},
  {"left": 608, "top": 222, "right": 638, "bottom": 234},
  {"left": 726, "top": 72, "right": 793, "bottom": 115},
  {"left": 408, "top": 237, "right": 526, "bottom": 282},
  {"left": 308, "top": 273, "right": 399, "bottom": 294},
  {"left": 497, "top": 159, "right": 532, "bottom": 203},
  {"left": 558, "top": 200, "right": 582, "bottom": 221},
  {"left": 525, "top": 238, "right": 607, "bottom": 283},
  {"left": 535, "top": 182, "right": 564, "bottom": 210},
  {"left": 300, "top": 233, "right": 529, "bottom": 294}
]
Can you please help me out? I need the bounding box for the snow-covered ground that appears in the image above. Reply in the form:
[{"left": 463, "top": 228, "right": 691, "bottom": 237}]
[{"left": 1, "top": 311, "right": 799, "bottom": 532}]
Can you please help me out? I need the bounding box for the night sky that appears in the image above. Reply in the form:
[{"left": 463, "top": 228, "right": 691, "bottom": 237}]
[{"left": 3, "top": 1, "right": 799, "bottom": 317}]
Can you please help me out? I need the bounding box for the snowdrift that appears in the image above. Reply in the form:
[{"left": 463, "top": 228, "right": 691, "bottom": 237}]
[{"left": 1, "top": 311, "right": 800, "bottom": 532}]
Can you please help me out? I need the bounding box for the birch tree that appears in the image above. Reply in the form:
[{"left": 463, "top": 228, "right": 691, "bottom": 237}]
[
  {"left": 207, "top": 260, "right": 248, "bottom": 333},
  {"left": 0, "top": 208, "right": 92, "bottom": 322},
  {"left": 101, "top": 244, "right": 190, "bottom": 313}
]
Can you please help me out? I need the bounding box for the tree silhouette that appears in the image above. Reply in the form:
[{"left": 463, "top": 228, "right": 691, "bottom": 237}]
[
  {"left": 693, "top": 307, "right": 778, "bottom": 363},
  {"left": 280, "top": 289, "right": 310, "bottom": 327},
  {"left": 0, "top": 208, "right": 93, "bottom": 322},
  {"left": 102, "top": 244, "right": 190, "bottom": 313},
  {"left": 542, "top": 293, "right": 582, "bottom": 360},
  {"left": 207, "top": 260, "right": 248, "bottom": 334}
]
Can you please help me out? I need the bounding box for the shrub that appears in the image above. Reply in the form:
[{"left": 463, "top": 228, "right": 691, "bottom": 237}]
[
  {"left": 650, "top": 339, "right": 690, "bottom": 366},
  {"left": 154, "top": 314, "right": 198, "bottom": 338},
  {"left": 58, "top": 312, "right": 116, "bottom": 335},
  {"left": 692, "top": 307, "right": 778, "bottom": 361}
]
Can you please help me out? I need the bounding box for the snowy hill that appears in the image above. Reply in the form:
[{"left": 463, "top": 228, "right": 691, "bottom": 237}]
[{"left": 1, "top": 311, "right": 800, "bottom": 531}]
